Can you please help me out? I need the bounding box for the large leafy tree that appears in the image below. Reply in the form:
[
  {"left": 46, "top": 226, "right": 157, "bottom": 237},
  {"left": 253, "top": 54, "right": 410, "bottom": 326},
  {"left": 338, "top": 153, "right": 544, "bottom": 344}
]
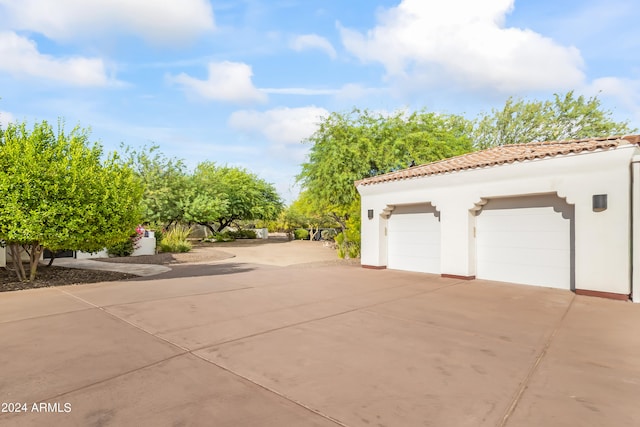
[
  {"left": 0, "top": 120, "right": 143, "bottom": 281},
  {"left": 184, "top": 162, "right": 283, "bottom": 234},
  {"left": 472, "top": 91, "right": 636, "bottom": 149},
  {"left": 297, "top": 108, "right": 474, "bottom": 228},
  {"left": 287, "top": 191, "right": 338, "bottom": 240},
  {"left": 126, "top": 145, "right": 190, "bottom": 227}
]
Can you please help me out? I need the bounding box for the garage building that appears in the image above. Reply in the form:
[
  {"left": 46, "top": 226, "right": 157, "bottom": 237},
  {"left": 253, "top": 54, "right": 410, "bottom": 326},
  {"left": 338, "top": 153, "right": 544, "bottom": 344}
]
[{"left": 356, "top": 135, "right": 640, "bottom": 302}]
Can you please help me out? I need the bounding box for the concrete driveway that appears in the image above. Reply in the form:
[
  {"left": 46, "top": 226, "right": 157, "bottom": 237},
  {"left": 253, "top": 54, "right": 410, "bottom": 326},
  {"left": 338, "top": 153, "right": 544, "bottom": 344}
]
[{"left": 1, "top": 246, "right": 640, "bottom": 426}]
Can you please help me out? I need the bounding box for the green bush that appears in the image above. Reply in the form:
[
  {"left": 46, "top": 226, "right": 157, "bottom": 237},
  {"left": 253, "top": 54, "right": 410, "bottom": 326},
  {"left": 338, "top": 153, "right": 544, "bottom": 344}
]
[
  {"left": 107, "top": 238, "right": 135, "bottom": 257},
  {"left": 153, "top": 229, "right": 164, "bottom": 248},
  {"left": 321, "top": 228, "right": 337, "bottom": 241},
  {"left": 159, "top": 241, "right": 191, "bottom": 253},
  {"left": 294, "top": 228, "right": 309, "bottom": 240},
  {"left": 348, "top": 244, "right": 360, "bottom": 259},
  {"left": 159, "top": 224, "right": 192, "bottom": 253},
  {"left": 334, "top": 218, "right": 361, "bottom": 259},
  {"left": 227, "top": 229, "right": 257, "bottom": 239},
  {"left": 208, "top": 232, "right": 235, "bottom": 242}
]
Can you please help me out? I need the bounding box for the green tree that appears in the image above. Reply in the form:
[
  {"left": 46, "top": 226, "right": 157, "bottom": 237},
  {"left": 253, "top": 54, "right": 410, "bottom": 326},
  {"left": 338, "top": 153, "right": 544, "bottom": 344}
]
[
  {"left": 184, "top": 162, "right": 283, "bottom": 234},
  {"left": 288, "top": 191, "right": 339, "bottom": 241},
  {"left": 297, "top": 108, "right": 474, "bottom": 228},
  {"left": 0, "top": 120, "right": 143, "bottom": 281},
  {"left": 126, "top": 145, "right": 190, "bottom": 227},
  {"left": 473, "top": 91, "right": 636, "bottom": 149}
]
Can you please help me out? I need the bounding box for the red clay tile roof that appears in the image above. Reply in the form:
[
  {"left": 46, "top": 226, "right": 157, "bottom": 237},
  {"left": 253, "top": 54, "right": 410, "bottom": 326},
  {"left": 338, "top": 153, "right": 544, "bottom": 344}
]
[{"left": 355, "top": 135, "right": 640, "bottom": 187}]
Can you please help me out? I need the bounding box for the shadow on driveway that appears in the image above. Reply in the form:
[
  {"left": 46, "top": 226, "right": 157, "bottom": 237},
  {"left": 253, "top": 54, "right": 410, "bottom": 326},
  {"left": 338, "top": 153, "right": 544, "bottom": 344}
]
[{"left": 131, "top": 262, "right": 264, "bottom": 281}]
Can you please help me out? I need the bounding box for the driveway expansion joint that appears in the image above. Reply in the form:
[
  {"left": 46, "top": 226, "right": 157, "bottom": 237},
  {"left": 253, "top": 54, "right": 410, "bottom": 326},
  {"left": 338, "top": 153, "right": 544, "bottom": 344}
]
[{"left": 499, "top": 293, "right": 577, "bottom": 426}]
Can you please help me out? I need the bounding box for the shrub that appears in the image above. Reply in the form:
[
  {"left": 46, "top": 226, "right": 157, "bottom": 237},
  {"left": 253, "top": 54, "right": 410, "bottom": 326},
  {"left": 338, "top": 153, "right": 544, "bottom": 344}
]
[
  {"left": 321, "top": 229, "right": 337, "bottom": 240},
  {"left": 348, "top": 244, "right": 360, "bottom": 259},
  {"left": 207, "top": 232, "right": 235, "bottom": 242},
  {"left": 294, "top": 228, "right": 309, "bottom": 240},
  {"left": 159, "top": 224, "right": 193, "bottom": 253},
  {"left": 107, "top": 238, "right": 135, "bottom": 257},
  {"left": 227, "top": 229, "right": 257, "bottom": 239},
  {"left": 334, "top": 225, "right": 361, "bottom": 259},
  {"left": 160, "top": 241, "right": 191, "bottom": 253}
]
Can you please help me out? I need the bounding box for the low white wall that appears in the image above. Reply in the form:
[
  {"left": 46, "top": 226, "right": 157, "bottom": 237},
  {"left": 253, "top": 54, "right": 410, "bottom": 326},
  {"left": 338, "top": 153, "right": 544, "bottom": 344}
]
[
  {"left": 255, "top": 228, "right": 269, "bottom": 239},
  {"left": 359, "top": 146, "right": 638, "bottom": 296},
  {"left": 0, "top": 246, "right": 5, "bottom": 268},
  {"left": 132, "top": 237, "right": 156, "bottom": 256},
  {"left": 76, "top": 249, "right": 109, "bottom": 259}
]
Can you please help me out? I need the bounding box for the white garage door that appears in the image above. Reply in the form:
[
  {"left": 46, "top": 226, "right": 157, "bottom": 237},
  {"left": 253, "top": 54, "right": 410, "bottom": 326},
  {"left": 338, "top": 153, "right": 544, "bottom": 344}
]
[
  {"left": 387, "top": 204, "right": 441, "bottom": 273},
  {"left": 476, "top": 195, "right": 573, "bottom": 289}
]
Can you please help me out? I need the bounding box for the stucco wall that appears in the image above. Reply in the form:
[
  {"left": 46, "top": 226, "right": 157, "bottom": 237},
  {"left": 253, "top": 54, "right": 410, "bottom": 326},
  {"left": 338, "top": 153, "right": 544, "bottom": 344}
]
[{"left": 358, "top": 145, "right": 638, "bottom": 295}]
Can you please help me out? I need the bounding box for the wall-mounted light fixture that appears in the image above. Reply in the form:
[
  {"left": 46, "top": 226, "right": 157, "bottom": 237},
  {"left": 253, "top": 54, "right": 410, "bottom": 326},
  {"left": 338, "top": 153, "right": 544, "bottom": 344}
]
[
  {"left": 368, "top": 209, "right": 374, "bottom": 220},
  {"left": 593, "top": 194, "right": 607, "bottom": 212}
]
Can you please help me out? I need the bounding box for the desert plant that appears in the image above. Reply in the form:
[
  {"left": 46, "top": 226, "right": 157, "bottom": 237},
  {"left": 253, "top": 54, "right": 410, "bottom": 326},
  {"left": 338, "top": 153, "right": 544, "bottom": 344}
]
[
  {"left": 294, "top": 228, "right": 309, "bottom": 240},
  {"left": 159, "top": 224, "right": 193, "bottom": 253}
]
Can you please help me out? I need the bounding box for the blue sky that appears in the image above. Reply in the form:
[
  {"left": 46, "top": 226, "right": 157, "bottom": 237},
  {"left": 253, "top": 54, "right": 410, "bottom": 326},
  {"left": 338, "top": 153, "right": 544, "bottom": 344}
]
[{"left": 1, "top": 0, "right": 639, "bottom": 203}]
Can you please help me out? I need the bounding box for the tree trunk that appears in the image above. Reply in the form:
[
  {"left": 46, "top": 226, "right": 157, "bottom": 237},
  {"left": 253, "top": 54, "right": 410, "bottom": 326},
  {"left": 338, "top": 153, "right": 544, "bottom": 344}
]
[
  {"left": 331, "top": 213, "right": 347, "bottom": 232},
  {"left": 309, "top": 225, "right": 319, "bottom": 241},
  {"left": 8, "top": 243, "right": 26, "bottom": 281},
  {"left": 199, "top": 222, "right": 218, "bottom": 236},
  {"left": 218, "top": 219, "right": 234, "bottom": 232},
  {"left": 29, "top": 243, "right": 43, "bottom": 281},
  {"left": 47, "top": 252, "right": 56, "bottom": 267}
]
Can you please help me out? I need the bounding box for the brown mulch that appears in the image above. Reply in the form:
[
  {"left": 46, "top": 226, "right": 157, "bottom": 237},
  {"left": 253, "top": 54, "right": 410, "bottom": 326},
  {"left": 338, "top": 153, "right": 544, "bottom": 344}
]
[{"left": 0, "top": 266, "right": 136, "bottom": 293}]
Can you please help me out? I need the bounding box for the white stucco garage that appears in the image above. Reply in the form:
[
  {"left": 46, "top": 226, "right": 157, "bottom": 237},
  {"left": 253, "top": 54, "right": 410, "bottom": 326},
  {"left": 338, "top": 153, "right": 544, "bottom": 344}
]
[{"left": 356, "top": 135, "right": 640, "bottom": 302}]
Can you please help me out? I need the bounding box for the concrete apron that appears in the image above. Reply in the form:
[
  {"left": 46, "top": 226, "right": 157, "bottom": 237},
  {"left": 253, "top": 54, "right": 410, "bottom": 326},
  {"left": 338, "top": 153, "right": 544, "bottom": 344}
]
[{"left": 1, "top": 265, "right": 639, "bottom": 427}]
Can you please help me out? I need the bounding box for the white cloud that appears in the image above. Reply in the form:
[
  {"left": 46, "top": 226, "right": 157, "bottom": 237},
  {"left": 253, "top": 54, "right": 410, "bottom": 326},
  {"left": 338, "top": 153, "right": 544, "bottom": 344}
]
[
  {"left": 0, "top": 110, "right": 15, "bottom": 128},
  {"left": 290, "top": 34, "right": 337, "bottom": 59},
  {"left": 0, "top": 0, "right": 215, "bottom": 44},
  {"left": 228, "top": 106, "right": 329, "bottom": 145},
  {"left": 587, "top": 77, "right": 640, "bottom": 125},
  {"left": 169, "top": 61, "right": 267, "bottom": 104},
  {"left": 0, "top": 31, "right": 112, "bottom": 86},
  {"left": 261, "top": 87, "right": 339, "bottom": 96},
  {"left": 339, "top": 0, "right": 585, "bottom": 93}
]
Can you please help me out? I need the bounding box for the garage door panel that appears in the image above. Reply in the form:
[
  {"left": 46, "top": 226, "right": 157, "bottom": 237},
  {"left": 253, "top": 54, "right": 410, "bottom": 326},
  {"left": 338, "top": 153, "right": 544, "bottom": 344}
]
[
  {"left": 477, "top": 247, "right": 570, "bottom": 268},
  {"left": 388, "top": 205, "right": 440, "bottom": 274},
  {"left": 477, "top": 231, "right": 569, "bottom": 250},
  {"left": 479, "top": 211, "right": 568, "bottom": 232},
  {"left": 476, "top": 196, "right": 573, "bottom": 289},
  {"left": 477, "top": 262, "right": 569, "bottom": 289}
]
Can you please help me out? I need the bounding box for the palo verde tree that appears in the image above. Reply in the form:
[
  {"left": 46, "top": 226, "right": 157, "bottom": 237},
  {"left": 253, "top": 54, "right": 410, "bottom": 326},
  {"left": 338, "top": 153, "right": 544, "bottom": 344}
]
[
  {"left": 297, "top": 108, "right": 474, "bottom": 229},
  {"left": 472, "top": 91, "right": 636, "bottom": 149},
  {"left": 184, "top": 162, "right": 283, "bottom": 234},
  {"left": 125, "top": 145, "right": 190, "bottom": 228},
  {"left": 0, "top": 120, "right": 143, "bottom": 281},
  {"left": 287, "top": 191, "right": 338, "bottom": 241}
]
